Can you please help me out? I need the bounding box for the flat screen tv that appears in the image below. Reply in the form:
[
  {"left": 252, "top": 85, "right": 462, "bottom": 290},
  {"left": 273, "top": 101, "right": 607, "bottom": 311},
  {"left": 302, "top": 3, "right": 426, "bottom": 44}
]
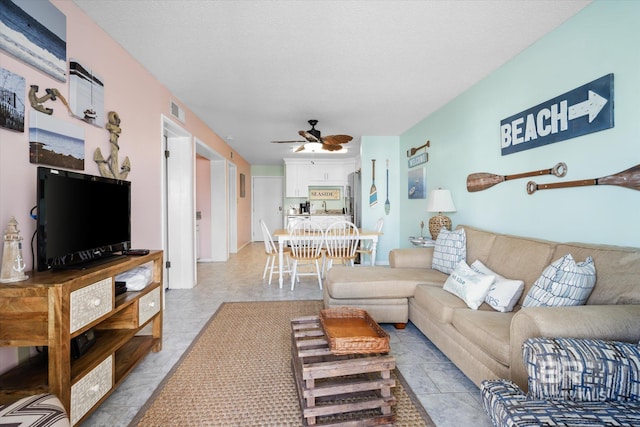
[{"left": 37, "top": 167, "right": 131, "bottom": 271}]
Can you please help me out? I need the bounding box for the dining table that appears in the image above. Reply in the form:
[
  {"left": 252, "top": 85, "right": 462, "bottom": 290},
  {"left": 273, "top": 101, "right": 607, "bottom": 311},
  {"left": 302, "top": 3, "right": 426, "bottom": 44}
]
[{"left": 272, "top": 228, "right": 383, "bottom": 288}]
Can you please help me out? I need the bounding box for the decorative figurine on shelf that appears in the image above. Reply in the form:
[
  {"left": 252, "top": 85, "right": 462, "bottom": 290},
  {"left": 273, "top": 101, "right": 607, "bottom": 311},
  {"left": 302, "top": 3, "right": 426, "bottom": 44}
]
[
  {"left": 94, "top": 111, "right": 131, "bottom": 179},
  {"left": 0, "top": 217, "right": 29, "bottom": 283},
  {"left": 28, "top": 85, "right": 73, "bottom": 116}
]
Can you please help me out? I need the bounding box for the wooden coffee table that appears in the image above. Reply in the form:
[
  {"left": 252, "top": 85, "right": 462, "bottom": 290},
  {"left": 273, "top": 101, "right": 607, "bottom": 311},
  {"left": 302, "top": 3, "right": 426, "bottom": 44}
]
[{"left": 290, "top": 315, "right": 397, "bottom": 426}]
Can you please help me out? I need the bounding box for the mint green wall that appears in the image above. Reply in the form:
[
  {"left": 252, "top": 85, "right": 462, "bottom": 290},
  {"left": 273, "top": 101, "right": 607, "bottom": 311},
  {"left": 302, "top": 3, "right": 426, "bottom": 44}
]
[
  {"left": 251, "top": 165, "right": 284, "bottom": 176},
  {"left": 396, "top": 1, "right": 640, "bottom": 247},
  {"left": 360, "top": 136, "right": 401, "bottom": 265}
]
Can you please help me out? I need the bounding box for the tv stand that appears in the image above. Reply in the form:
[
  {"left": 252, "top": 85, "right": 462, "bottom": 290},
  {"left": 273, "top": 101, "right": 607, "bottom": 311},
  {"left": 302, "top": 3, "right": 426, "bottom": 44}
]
[
  {"left": 51, "top": 253, "right": 127, "bottom": 271},
  {"left": 0, "top": 251, "right": 163, "bottom": 425}
]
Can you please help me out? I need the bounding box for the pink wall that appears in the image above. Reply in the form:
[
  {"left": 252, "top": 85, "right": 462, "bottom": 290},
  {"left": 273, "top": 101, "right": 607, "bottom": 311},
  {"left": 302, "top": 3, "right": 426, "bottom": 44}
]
[{"left": 0, "top": 0, "right": 251, "bottom": 270}]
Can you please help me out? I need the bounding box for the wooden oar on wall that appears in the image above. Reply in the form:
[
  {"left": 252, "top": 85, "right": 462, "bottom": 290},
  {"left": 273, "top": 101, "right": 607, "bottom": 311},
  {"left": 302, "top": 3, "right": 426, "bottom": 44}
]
[
  {"left": 467, "top": 162, "right": 567, "bottom": 192},
  {"left": 527, "top": 164, "right": 640, "bottom": 194}
]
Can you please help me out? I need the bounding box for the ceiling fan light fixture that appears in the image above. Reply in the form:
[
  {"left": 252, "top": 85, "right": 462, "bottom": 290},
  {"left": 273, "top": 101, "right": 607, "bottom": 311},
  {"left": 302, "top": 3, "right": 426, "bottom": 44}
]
[{"left": 305, "top": 142, "right": 323, "bottom": 152}]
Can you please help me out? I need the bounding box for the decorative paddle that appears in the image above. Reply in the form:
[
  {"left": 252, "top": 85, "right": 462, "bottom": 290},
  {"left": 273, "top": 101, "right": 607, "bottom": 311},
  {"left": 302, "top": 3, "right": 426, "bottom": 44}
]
[
  {"left": 407, "top": 140, "right": 430, "bottom": 157},
  {"left": 369, "top": 159, "right": 378, "bottom": 207},
  {"left": 384, "top": 159, "right": 390, "bottom": 215},
  {"left": 527, "top": 164, "right": 640, "bottom": 194},
  {"left": 467, "top": 162, "right": 567, "bottom": 192}
]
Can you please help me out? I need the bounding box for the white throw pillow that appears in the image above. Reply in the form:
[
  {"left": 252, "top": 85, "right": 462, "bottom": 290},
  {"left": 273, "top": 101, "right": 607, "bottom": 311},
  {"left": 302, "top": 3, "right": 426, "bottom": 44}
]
[
  {"left": 443, "top": 260, "right": 495, "bottom": 310},
  {"left": 431, "top": 228, "right": 467, "bottom": 274},
  {"left": 470, "top": 260, "right": 525, "bottom": 312},
  {"left": 523, "top": 254, "right": 596, "bottom": 307}
]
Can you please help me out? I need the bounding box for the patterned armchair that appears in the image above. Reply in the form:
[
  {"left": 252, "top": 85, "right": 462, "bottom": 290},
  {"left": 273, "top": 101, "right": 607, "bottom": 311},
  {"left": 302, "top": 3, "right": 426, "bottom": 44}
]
[
  {"left": 481, "top": 337, "right": 640, "bottom": 426},
  {"left": 0, "top": 394, "right": 69, "bottom": 426}
]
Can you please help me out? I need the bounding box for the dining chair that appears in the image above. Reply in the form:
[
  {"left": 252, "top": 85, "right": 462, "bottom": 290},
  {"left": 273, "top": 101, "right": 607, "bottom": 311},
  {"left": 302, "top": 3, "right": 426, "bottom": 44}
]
[
  {"left": 356, "top": 217, "right": 383, "bottom": 266},
  {"left": 288, "top": 220, "right": 324, "bottom": 291},
  {"left": 324, "top": 220, "right": 360, "bottom": 272},
  {"left": 259, "top": 219, "right": 292, "bottom": 285}
]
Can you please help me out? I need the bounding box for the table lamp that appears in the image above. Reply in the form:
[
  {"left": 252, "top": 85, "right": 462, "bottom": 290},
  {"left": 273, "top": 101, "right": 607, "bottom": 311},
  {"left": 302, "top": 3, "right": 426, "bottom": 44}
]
[{"left": 426, "top": 189, "right": 456, "bottom": 240}]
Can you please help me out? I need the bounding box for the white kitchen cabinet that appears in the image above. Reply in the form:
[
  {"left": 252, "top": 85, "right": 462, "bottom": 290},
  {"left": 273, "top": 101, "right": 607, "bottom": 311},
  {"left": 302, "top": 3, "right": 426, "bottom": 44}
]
[{"left": 284, "top": 159, "right": 356, "bottom": 197}]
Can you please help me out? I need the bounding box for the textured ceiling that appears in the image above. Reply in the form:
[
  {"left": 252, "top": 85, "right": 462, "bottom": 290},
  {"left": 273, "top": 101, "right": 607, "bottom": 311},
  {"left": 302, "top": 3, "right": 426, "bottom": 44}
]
[{"left": 73, "top": 0, "right": 591, "bottom": 165}]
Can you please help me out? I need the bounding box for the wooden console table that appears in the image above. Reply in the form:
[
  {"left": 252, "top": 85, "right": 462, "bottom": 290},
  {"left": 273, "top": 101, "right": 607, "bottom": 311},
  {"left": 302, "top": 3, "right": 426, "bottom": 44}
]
[
  {"left": 290, "top": 315, "right": 396, "bottom": 426},
  {"left": 0, "top": 251, "right": 163, "bottom": 425}
]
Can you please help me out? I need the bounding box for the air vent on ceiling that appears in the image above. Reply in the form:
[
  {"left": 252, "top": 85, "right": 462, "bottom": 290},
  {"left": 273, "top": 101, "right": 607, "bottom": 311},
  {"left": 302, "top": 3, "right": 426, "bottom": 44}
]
[{"left": 170, "top": 100, "right": 185, "bottom": 123}]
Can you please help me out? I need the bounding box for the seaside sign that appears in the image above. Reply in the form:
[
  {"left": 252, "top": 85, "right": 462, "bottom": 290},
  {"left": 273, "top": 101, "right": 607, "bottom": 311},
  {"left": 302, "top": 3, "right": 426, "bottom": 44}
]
[{"left": 500, "top": 74, "right": 614, "bottom": 156}]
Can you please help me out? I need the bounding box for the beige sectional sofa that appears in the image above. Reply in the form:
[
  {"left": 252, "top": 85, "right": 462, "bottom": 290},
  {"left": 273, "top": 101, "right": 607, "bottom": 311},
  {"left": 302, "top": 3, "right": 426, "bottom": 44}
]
[{"left": 323, "top": 225, "right": 640, "bottom": 389}]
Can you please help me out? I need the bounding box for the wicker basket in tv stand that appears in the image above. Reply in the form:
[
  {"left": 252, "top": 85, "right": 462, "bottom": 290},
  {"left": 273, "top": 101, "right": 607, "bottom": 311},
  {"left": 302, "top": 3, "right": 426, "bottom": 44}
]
[{"left": 0, "top": 251, "right": 163, "bottom": 425}]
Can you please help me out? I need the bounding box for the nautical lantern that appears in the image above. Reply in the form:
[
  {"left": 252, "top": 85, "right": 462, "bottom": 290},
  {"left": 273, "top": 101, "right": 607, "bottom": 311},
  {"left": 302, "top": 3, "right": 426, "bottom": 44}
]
[{"left": 0, "top": 216, "right": 29, "bottom": 283}]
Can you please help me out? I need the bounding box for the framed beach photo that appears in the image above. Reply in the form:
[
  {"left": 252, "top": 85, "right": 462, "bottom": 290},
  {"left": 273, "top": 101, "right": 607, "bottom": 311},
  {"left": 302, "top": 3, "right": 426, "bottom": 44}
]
[
  {"left": 69, "top": 59, "right": 105, "bottom": 127},
  {"left": 0, "top": 67, "right": 25, "bottom": 132},
  {"left": 408, "top": 166, "right": 426, "bottom": 199},
  {"left": 0, "top": 0, "right": 67, "bottom": 82},
  {"left": 29, "top": 111, "right": 84, "bottom": 170}
]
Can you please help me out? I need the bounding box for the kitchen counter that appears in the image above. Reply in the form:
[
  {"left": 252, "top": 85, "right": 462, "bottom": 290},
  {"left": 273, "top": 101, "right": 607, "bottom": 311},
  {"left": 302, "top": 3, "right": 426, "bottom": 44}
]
[{"left": 285, "top": 213, "right": 352, "bottom": 230}]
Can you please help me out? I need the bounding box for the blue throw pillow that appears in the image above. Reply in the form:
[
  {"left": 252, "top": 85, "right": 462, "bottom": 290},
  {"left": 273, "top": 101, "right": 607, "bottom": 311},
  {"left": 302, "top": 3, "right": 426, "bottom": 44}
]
[
  {"left": 431, "top": 228, "right": 466, "bottom": 274},
  {"left": 523, "top": 254, "right": 596, "bottom": 307}
]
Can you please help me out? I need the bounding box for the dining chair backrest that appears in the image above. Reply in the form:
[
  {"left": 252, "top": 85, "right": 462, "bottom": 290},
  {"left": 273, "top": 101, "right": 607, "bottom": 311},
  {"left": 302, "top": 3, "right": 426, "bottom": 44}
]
[
  {"left": 289, "top": 220, "right": 324, "bottom": 260},
  {"left": 287, "top": 217, "right": 304, "bottom": 233},
  {"left": 360, "top": 217, "right": 383, "bottom": 251},
  {"left": 325, "top": 220, "right": 360, "bottom": 261},
  {"left": 259, "top": 219, "right": 276, "bottom": 255}
]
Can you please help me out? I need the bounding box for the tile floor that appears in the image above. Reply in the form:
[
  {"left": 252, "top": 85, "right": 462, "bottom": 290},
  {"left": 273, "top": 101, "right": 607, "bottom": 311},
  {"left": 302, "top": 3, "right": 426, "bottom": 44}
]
[{"left": 83, "top": 243, "right": 493, "bottom": 427}]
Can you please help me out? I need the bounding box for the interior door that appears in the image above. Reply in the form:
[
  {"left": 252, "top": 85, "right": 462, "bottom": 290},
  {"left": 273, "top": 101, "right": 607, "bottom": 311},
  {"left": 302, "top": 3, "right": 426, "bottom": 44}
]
[
  {"left": 252, "top": 176, "right": 284, "bottom": 241},
  {"left": 164, "top": 122, "right": 196, "bottom": 289}
]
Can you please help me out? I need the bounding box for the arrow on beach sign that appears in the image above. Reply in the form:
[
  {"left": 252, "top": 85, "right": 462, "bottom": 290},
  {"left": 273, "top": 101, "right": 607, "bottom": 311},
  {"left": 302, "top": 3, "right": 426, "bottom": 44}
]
[{"left": 501, "top": 74, "right": 614, "bottom": 156}]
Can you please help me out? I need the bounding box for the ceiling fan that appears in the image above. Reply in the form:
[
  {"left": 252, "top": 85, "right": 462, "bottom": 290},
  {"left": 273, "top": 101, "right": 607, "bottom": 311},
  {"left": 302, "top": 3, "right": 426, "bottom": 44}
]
[{"left": 271, "top": 120, "right": 353, "bottom": 152}]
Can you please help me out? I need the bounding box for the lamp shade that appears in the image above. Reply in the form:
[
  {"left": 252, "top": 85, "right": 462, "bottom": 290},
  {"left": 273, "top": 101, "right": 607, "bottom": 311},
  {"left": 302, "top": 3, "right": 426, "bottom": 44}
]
[{"left": 426, "top": 189, "right": 456, "bottom": 213}]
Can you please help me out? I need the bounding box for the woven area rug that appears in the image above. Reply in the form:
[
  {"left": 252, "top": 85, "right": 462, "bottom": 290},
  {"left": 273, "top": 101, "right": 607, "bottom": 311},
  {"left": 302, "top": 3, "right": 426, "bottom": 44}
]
[{"left": 130, "top": 300, "right": 435, "bottom": 426}]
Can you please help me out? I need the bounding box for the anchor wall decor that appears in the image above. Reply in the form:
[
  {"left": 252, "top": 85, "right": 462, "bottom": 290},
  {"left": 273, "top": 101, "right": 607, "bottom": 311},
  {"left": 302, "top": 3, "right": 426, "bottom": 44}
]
[
  {"left": 28, "top": 85, "right": 73, "bottom": 116},
  {"left": 94, "top": 111, "right": 131, "bottom": 179}
]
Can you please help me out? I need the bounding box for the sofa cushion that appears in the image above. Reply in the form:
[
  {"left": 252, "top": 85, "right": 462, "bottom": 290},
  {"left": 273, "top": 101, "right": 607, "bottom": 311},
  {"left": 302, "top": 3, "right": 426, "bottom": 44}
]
[
  {"left": 432, "top": 228, "right": 467, "bottom": 274},
  {"left": 452, "top": 308, "right": 514, "bottom": 366},
  {"left": 325, "top": 266, "right": 447, "bottom": 299},
  {"left": 554, "top": 243, "right": 640, "bottom": 305},
  {"left": 484, "top": 234, "right": 555, "bottom": 305},
  {"left": 443, "top": 260, "right": 495, "bottom": 310},
  {"left": 413, "top": 285, "right": 468, "bottom": 324},
  {"left": 470, "top": 260, "right": 524, "bottom": 313},
  {"left": 458, "top": 225, "right": 497, "bottom": 266},
  {"left": 523, "top": 254, "right": 596, "bottom": 307}
]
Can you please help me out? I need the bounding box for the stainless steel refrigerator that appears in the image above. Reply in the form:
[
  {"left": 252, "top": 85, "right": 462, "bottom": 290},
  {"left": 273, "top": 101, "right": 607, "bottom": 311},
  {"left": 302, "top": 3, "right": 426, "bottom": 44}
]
[{"left": 347, "top": 171, "right": 361, "bottom": 228}]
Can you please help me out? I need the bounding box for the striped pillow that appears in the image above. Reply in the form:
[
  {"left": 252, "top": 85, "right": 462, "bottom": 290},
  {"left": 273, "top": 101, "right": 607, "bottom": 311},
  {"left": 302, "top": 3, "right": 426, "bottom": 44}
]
[
  {"left": 431, "top": 228, "right": 466, "bottom": 274},
  {"left": 523, "top": 254, "right": 596, "bottom": 307}
]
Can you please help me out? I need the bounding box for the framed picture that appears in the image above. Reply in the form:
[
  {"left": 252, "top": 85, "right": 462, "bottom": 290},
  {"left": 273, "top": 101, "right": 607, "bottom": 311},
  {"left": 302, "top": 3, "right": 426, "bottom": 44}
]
[
  {"left": 69, "top": 59, "right": 105, "bottom": 126},
  {"left": 408, "top": 166, "right": 426, "bottom": 199},
  {"left": 0, "top": 0, "right": 67, "bottom": 82},
  {"left": 29, "top": 111, "right": 84, "bottom": 170},
  {"left": 0, "top": 67, "right": 25, "bottom": 132},
  {"left": 239, "top": 173, "right": 246, "bottom": 198}
]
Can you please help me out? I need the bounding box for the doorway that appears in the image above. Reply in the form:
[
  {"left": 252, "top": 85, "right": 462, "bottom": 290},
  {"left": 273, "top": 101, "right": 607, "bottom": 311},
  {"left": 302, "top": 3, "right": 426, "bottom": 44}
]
[
  {"left": 195, "top": 140, "right": 229, "bottom": 262},
  {"left": 162, "top": 115, "right": 196, "bottom": 289},
  {"left": 252, "top": 176, "right": 284, "bottom": 241}
]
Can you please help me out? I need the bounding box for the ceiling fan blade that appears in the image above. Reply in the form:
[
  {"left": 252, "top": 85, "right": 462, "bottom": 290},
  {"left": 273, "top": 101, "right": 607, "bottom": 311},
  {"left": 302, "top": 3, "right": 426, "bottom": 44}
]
[
  {"left": 295, "top": 145, "right": 306, "bottom": 153},
  {"left": 322, "top": 143, "right": 343, "bottom": 151},
  {"left": 322, "top": 134, "right": 353, "bottom": 145},
  {"left": 298, "top": 130, "right": 320, "bottom": 143},
  {"left": 271, "top": 140, "right": 306, "bottom": 143}
]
